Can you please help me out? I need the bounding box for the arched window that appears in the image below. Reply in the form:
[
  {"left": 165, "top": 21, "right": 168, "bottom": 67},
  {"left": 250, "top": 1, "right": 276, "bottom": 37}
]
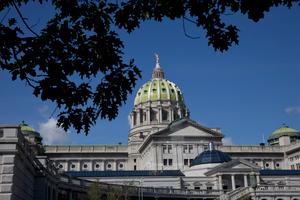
[
  {"left": 162, "top": 109, "right": 168, "bottom": 121},
  {"left": 150, "top": 109, "right": 157, "bottom": 122}
]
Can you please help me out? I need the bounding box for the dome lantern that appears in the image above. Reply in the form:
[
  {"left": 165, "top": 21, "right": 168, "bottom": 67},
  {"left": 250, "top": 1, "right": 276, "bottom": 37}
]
[{"left": 152, "top": 53, "right": 165, "bottom": 79}]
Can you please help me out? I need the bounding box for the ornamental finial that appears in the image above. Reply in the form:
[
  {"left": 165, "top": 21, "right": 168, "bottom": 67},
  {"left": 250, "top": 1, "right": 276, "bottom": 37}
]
[
  {"left": 155, "top": 53, "right": 160, "bottom": 68},
  {"left": 152, "top": 53, "right": 164, "bottom": 79}
]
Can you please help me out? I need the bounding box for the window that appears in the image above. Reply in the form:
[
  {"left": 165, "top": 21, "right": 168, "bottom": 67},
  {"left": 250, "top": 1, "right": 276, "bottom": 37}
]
[
  {"left": 134, "top": 159, "right": 137, "bottom": 163},
  {"left": 150, "top": 109, "right": 157, "bottom": 121},
  {"left": 163, "top": 145, "right": 172, "bottom": 154},
  {"left": 163, "top": 159, "right": 168, "bottom": 166},
  {"left": 59, "top": 164, "right": 63, "bottom": 169},
  {"left": 71, "top": 164, "right": 75, "bottom": 169},
  {"left": 162, "top": 109, "right": 168, "bottom": 121},
  {"left": 168, "top": 159, "right": 173, "bottom": 166},
  {"left": 189, "top": 159, "right": 193, "bottom": 164},
  {"left": 194, "top": 187, "right": 200, "bottom": 190},
  {"left": 0, "top": 129, "right": 3, "bottom": 138},
  {"left": 95, "top": 164, "right": 100, "bottom": 169},
  {"left": 119, "top": 163, "right": 124, "bottom": 168},
  {"left": 184, "top": 159, "right": 189, "bottom": 166},
  {"left": 83, "top": 164, "right": 87, "bottom": 168},
  {"left": 168, "top": 145, "right": 172, "bottom": 153},
  {"left": 265, "top": 163, "right": 269, "bottom": 168},
  {"left": 107, "top": 164, "right": 112, "bottom": 169},
  {"left": 189, "top": 145, "right": 193, "bottom": 153},
  {"left": 134, "top": 165, "right": 137, "bottom": 170},
  {"left": 276, "top": 163, "right": 280, "bottom": 167},
  {"left": 291, "top": 165, "right": 295, "bottom": 170},
  {"left": 183, "top": 145, "right": 193, "bottom": 153}
]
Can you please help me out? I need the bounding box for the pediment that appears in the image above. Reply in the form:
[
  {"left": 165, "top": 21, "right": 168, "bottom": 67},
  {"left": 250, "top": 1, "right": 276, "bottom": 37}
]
[
  {"left": 153, "top": 118, "right": 223, "bottom": 138},
  {"left": 205, "top": 159, "right": 260, "bottom": 176},
  {"left": 232, "top": 163, "right": 253, "bottom": 169},
  {"left": 168, "top": 126, "right": 214, "bottom": 137}
]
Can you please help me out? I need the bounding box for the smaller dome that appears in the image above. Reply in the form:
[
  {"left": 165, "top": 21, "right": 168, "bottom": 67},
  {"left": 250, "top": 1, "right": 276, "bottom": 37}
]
[
  {"left": 268, "top": 124, "right": 300, "bottom": 140},
  {"left": 19, "top": 121, "right": 42, "bottom": 144},
  {"left": 20, "top": 121, "right": 36, "bottom": 133},
  {"left": 191, "top": 150, "right": 231, "bottom": 166}
]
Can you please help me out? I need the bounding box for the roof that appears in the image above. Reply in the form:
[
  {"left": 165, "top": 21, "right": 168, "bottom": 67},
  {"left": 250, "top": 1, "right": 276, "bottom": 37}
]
[
  {"left": 65, "top": 170, "right": 185, "bottom": 177},
  {"left": 134, "top": 57, "right": 185, "bottom": 106},
  {"left": 260, "top": 169, "right": 300, "bottom": 176},
  {"left": 134, "top": 79, "right": 185, "bottom": 106},
  {"left": 20, "top": 122, "right": 36, "bottom": 132},
  {"left": 268, "top": 124, "right": 300, "bottom": 140},
  {"left": 190, "top": 149, "right": 231, "bottom": 166},
  {"left": 205, "top": 159, "right": 260, "bottom": 176}
]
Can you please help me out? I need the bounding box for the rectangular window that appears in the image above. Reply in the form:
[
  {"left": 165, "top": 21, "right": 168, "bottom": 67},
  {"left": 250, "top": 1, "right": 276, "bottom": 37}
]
[
  {"left": 168, "top": 159, "right": 173, "bottom": 166},
  {"left": 162, "top": 145, "right": 167, "bottom": 154},
  {"left": 163, "top": 159, "right": 168, "bottom": 166},
  {"left": 194, "top": 187, "right": 200, "bottom": 190},
  {"left": 184, "top": 159, "right": 189, "bottom": 166},
  {"left": 188, "top": 145, "right": 193, "bottom": 153},
  {"left": 134, "top": 165, "right": 137, "bottom": 170},
  {"left": 168, "top": 145, "right": 172, "bottom": 153},
  {"left": 183, "top": 145, "right": 193, "bottom": 153},
  {"left": 189, "top": 159, "right": 193, "bottom": 165},
  {"left": 183, "top": 145, "right": 188, "bottom": 153}
]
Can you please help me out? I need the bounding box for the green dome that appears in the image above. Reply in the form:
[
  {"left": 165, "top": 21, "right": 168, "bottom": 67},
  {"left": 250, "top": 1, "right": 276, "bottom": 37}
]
[
  {"left": 20, "top": 122, "right": 36, "bottom": 132},
  {"left": 20, "top": 121, "right": 42, "bottom": 143},
  {"left": 269, "top": 125, "right": 300, "bottom": 140},
  {"left": 134, "top": 78, "right": 184, "bottom": 106}
]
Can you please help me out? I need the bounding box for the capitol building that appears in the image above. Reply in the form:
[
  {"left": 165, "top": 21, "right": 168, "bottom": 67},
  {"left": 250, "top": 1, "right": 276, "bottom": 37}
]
[{"left": 1, "top": 56, "right": 300, "bottom": 200}]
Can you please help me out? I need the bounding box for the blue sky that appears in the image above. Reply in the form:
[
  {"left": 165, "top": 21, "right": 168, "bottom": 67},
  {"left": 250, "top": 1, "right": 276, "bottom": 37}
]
[{"left": 0, "top": 3, "right": 300, "bottom": 145}]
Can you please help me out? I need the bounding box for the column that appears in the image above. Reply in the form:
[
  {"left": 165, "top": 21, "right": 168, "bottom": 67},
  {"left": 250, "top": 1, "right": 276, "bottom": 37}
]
[
  {"left": 137, "top": 110, "right": 140, "bottom": 125},
  {"left": 244, "top": 174, "right": 248, "bottom": 187},
  {"left": 218, "top": 175, "right": 223, "bottom": 190},
  {"left": 231, "top": 174, "right": 236, "bottom": 190},
  {"left": 158, "top": 107, "right": 162, "bottom": 123},
  {"left": 256, "top": 174, "right": 260, "bottom": 185},
  {"left": 147, "top": 108, "right": 151, "bottom": 124}
]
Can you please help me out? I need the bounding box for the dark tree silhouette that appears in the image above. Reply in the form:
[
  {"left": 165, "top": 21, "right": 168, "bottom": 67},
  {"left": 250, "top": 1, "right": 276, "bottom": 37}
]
[{"left": 0, "top": 0, "right": 299, "bottom": 134}]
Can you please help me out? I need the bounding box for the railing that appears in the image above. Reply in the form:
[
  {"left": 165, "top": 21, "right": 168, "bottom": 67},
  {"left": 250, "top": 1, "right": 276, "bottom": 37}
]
[
  {"left": 57, "top": 175, "right": 222, "bottom": 197},
  {"left": 219, "top": 145, "right": 283, "bottom": 153},
  {"left": 256, "top": 185, "right": 300, "bottom": 192},
  {"left": 225, "top": 187, "right": 253, "bottom": 200},
  {"left": 45, "top": 144, "right": 128, "bottom": 153}
]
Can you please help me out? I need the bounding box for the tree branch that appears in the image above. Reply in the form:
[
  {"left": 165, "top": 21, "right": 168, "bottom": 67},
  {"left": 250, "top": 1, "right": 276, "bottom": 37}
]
[
  {"left": 11, "top": 1, "right": 39, "bottom": 37},
  {"left": 182, "top": 17, "right": 201, "bottom": 39}
]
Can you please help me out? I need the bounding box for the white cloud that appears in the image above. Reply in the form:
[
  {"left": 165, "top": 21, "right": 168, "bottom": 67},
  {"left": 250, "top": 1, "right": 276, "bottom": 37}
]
[
  {"left": 38, "top": 118, "right": 70, "bottom": 145},
  {"left": 285, "top": 106, "right": 300, "bottom": 114},
  {"left": 222, "top": 137, "right": 234, "bottom": 145}
]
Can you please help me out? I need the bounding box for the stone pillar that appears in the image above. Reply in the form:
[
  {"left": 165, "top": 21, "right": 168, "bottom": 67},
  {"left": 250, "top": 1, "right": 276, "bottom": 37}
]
[
  {"left": 231, "top": 174, "right": 236, "bottom": 190},
  {"left": 158, "top": 107, "right": 162, "bottom": 123},
  {"left": 218, "top": 175, "right": 223, "bottom": 190},
  {"left": 256, "top": 174, "right": 260, "bottom": 185},
  {"left": 175, "top": 144, "right": 179, "bottom": 169},
  {"left": 137, "top": 110, "right": 141, "bottom": 125},
  {"left": 147, "top": 108, "right": 151, "bottom": 124},
  {"left": 244, "top": 174, "right": 248, "bottom": 187}
]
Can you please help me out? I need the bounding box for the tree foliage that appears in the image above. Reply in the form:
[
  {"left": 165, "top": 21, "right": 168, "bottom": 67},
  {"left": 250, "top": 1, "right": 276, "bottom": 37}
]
[{"left": 0, "top": 0, "right": 299, "bottom": 134}]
